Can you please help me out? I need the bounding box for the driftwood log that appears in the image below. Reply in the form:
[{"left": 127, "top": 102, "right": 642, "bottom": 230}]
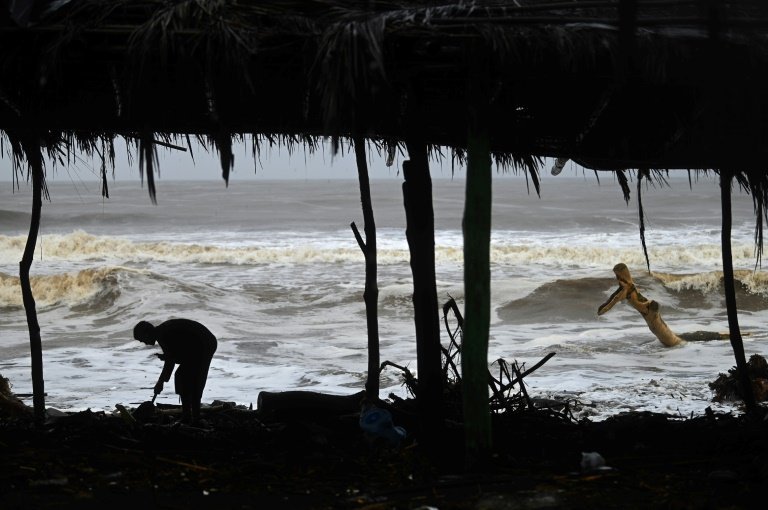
[
  {"left": 256, "top": 390, "right": 366, "bottom": 418},
  {"left": 598, "top": 263, "right": 685, "bottom": 347},
  {"left": 598, "top": 263, "right": 733, "bottom": 347}
]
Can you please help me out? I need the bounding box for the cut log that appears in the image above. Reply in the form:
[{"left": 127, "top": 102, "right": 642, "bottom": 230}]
[{"left": 598, "top": 263, "right": 684, "bottom": 347}]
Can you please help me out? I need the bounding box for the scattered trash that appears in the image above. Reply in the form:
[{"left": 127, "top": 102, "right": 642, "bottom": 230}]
[
  {"left": 359, "top": 406, "right": 406, "bottom": 447},
  {"left": 580, "top": 451, "right": 612, "bottom": 473}
]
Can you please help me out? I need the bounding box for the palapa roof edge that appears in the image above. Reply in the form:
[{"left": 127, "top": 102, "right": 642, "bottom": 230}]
[{"left": 2, "top": 0, "right": 768, "bottom": 233}]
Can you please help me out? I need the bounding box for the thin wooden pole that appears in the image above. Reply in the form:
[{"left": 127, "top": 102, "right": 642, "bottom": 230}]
[
  {"left": 720, "top": 171, "right": 756, "bottom": 412},
  {"left": 351, "top": 136, "right": 380, "bottom": 399},
  {"left": 19, "top": 138, "right": 45, "bottom": 422}
]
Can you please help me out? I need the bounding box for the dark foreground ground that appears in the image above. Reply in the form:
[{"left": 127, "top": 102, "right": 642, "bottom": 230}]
[{"left": 1, "top": 398, "right": 767, "bottom": 510}]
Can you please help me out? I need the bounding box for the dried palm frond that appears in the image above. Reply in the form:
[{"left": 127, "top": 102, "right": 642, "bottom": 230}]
[{"left": 733, "top": 169, "right": 768, "bottom": 268}]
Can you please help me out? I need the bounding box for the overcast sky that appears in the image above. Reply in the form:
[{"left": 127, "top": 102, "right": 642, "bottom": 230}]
[{"left": 2, "top": 138, "right": 727, "bottom": 191}]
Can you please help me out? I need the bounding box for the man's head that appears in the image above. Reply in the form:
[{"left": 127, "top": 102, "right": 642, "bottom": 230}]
[{"left": 134, "top": 321, "right": 157, "bottom": 345}]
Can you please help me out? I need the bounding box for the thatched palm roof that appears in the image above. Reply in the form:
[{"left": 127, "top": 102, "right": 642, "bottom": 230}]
[{"left": 1, "top": 0, "right": 768, "bottom": 176}]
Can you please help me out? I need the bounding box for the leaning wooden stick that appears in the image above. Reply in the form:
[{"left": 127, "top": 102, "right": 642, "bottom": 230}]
[{"left": 598, "top": 263, "right": 685, "bottom": 347}]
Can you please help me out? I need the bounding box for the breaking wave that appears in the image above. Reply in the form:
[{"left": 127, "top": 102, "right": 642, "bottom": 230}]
[
  {"left": 0, "top": 231, "right": 400, "bottom": 265},
  {"left": 498, "top": 270, "right": 768, "bottom": 325},
  {"left": 0, "top": 230, "right": 761, "bottom": 269},
  {"left": 0, "top": 266, "right": 125, "bottom": 309},
  {"left": 654, "top": 270, "right": 768, "bottom": 296},
  {"left": 489, "top": 243, "right": 756, "bottom": 269}
]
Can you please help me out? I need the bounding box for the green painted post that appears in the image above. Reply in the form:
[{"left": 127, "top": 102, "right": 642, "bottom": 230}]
[{"left": 463, "top": 103, "right": 493, "bottom": 465}]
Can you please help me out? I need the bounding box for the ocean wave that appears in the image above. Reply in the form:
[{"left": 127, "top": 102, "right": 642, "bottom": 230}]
[
  {"left": 0, "top": 209, "right": 30, "bottom": 226},
  {"left": 497, "top": 277, "right": 612, "bottom": 324},
  {"left": 0, "top": 231, "right": 402, "bottom": 265},
  {"left": 654, "top": 270, "right": 768, "bottom": 296},
  {"left": 490, "top": 243, "right": 756, "bottom": 269},
  {"left": 0, "top": 266, "right": 125, "bottom": 309},
  {"left": 497, "top": 270, "right": 768, "bottom": 325},
  {"left": 0, "top": 230, "right": 760, "bottom": 269}
]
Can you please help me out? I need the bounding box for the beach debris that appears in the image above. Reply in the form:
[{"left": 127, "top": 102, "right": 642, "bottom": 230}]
[
  {"left": 380, "top": 361, "right": 418, "bottom": 398},
  {"left": 380, "top": 297, "right": 563, "bottom": 421},
  {"left": 580, "top": 451, "right": 612, "bottom": 473},
  {"left": 709, "top": 354, "right": 768, "bottom": 403},
  {"left": 443, "top": 296, "right": 560, "bottom": 416},
  {"left": 128, "top": 401, "right": 156, "bottom": 422},
  {"left": 599, "top": 263, "right": 685, "bottom": 347},
  {"left": 114, "top": 403, "right": 138, "bottom": 426},
  {"left": 44, "top": 407, "right": 69, "bottom": 422},
  {"left": 0, "top": 374, "right": 33, "bottom": 418},
  {"left": 488, "top": 354, "right": 559, "bottom": 415},
  {"left": 359, "top": 405, "right": 406, "bottom": 447}
]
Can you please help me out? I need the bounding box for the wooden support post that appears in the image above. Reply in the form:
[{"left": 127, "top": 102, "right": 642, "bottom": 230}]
[
  {"left": 351, "top": 136, "right": 380, "bottom": 400},
  {"left": 463, "top": 103, "right": 493, "bottom": 465},
  {"left": 19, "top": 137, "right": 45, "bottom": 423},
  {"left": 720, "top": 172, "right": 756, "bottom": 412},
  {"left": 402, "top": 140, "right": 444, "bottom": 449}
]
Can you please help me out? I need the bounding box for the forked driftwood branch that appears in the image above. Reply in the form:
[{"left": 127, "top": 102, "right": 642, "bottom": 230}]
[
  {"left": 598, "top": 263, "right": 732, "bottom": 347},
  {"left": 598, "top": 263, "right": 684, "bottom": 346}
]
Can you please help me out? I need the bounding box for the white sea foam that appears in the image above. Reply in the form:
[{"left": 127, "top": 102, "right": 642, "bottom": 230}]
[{"left": 2, "top": 230, "right": 760, "bottom": 277}]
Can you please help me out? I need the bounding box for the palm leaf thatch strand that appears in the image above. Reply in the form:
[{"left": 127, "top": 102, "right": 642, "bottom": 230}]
[
  {"left": 138, "top": 134, "right": 157, "bottom": 203},
  {"left": 100, "top": 139, "right": 109, "bottom": 199},
  {"left": 733, "top": 170, "right": 768, "bottom": 268},
  {"left": 637, "top": 168, "right": 650, "bottom": 272},
  {"left": 616, "top": 169, "right": 631, "bottom": 202},
  {"left": 215, "top": 133, "right": 234, "bottom": 185},
  {"left": 314, "top": 13, "right": 387, "bottom": 131}
]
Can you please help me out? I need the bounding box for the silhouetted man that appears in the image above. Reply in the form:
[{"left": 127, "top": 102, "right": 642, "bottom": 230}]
[{"left": 134, "top": 319, "right": 217, "bottom": 425}]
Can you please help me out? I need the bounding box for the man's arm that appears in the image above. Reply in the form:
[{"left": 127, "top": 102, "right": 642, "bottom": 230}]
[
  {"left": 154, "top": 360, "right": 175, "bottom": 394},
  {"left": 159, "top": 360, "right": 174, "bottom": 382}
]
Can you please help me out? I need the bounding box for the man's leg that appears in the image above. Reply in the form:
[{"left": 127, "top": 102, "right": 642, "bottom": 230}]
[
  {"left": 191, "top": 398, "right": 201, "bottom": 423},
  {"left": 191, "top": 358, "right": 212, "bottom": 424},
  {"left": 180, "top": 395, "right": 192, "bottom": 423},
  {"left": 175, "top": 365, "right": 192, "bottom": 423}
]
